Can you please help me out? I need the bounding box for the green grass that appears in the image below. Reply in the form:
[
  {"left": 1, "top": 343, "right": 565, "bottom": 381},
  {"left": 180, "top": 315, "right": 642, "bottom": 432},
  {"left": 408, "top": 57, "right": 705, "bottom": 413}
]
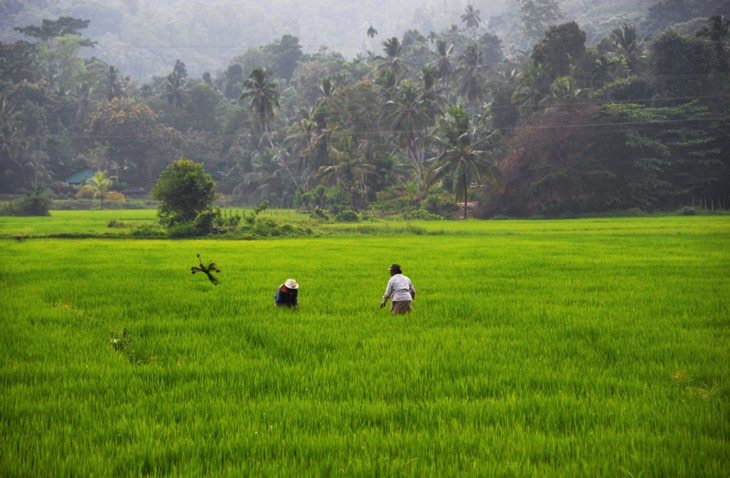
[{"left": 1, "top": 215, "right": 728, "bottom": 476}]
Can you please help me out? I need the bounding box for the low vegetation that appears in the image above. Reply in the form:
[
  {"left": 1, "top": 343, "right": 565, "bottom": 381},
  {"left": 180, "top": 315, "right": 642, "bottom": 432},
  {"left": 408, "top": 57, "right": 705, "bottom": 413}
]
[{"left": 1, "top": 214, "right": 728, "bottom": 476}]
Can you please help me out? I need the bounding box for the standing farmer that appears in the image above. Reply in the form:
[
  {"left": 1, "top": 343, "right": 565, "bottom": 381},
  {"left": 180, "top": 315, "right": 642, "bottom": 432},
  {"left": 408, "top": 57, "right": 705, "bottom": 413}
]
[{"left": 380, "top": 264, "right": 416, "bottom": 314}]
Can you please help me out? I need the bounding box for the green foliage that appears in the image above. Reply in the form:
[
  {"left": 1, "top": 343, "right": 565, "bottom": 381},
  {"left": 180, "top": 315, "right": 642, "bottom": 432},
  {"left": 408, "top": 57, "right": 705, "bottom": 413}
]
[
  {"left": 334, "top": 210, "right": 359, "bottom": 222},
  {"left": 424, "top": 193, "right": 460, "bottom": 218},
  {"left": 193, "top": 208, "right": 242, "bottom": 235},
  {"left": 151, "top": 158, "right": 217, "bottom": 227},
  {"left": 531, "top": 21, "right": 586, "bottom": 82},
  {"left": 403, "top": 209, "right": 442, "bottom": 220},
  {"left": 109, "top": 327, "right": 154, "bottom": 365},
  {"left": 594, "top": 77, "right": 654, "bottom": 104},
  {"left": 14, "top": 16, "right": 96, "bottom": 47},
  {"left": 75, "top": 171, "right": 123, "bottom": 208},
  {"left": 130, "top": 224, "right": 166, "bottom": 237},
  {"left": 3, "top": 5, "right": 730, "bottom": 219},
  {"left": 650, "top": 30, "right": 714, "bottom": 101},
  {"left": 309, "top": 208, "right": 329, "bottom": 221},
  {"left": 0, "top": 184, "right": 52, "bottom": 216}
]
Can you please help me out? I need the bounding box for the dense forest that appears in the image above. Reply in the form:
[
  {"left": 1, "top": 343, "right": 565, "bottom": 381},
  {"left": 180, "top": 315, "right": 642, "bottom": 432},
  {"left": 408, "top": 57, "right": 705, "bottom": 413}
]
[{"left": 1, "top": 0, "right": 729, "bottom": 217}]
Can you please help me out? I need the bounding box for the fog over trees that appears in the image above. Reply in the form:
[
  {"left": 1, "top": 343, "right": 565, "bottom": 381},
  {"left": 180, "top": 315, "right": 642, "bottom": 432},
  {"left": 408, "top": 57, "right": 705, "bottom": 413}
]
[{"left": 2, "top": 0, "right": 660, "bottom": 80}]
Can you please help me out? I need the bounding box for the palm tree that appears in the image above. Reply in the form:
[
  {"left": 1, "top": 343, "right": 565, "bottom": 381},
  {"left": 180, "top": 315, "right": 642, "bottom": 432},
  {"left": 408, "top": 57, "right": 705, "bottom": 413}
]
[
  {"left": 240, "top": 67, "right": 280, "bottom": 144},
  {"left": 511, "top": 65, "right": 545, "bottom": 116},
  {"left": 377, "top": 37, "right": 407, "bottom": 78},
  {"left": 426, "top": 105, "right": 502, "bottom": 219},
  {"left": 590, "top": 55, "right": 626, "bottom": 89},
  {"left": 461, "top": 5, "right": 481, "bottom": 30},
  {"left": 73, "top": 81, "right": 94, "bottom": 122},
  {"left": 457, "top": 44, "right": 484, "bottom": 106},
  {"left": 318, "top": 77, "right": 336, "bottom": 104},
  {"left": 609, "top": 24, "right": 642, "bottom": 75},
  {"left": 317, "top": 136, "right": 375, "bottom": 209},
  {"left": 384, "top": 81, "right": 433, "bottom": 184},
  {"left": 419, "top": 65, "right": 445, "bottom": 118},
  {"left": 539, "top": 76, "right": 583, "bottom": 112},
  {"left": 165, "top": 71, "right": 185, "bottom": 108},
  {"left": 76, "top": 171, "right": 123, "bottom": 208},
  {"left": 434, "top": 39, "right": 455, "bottom": 79},
  {"left": 697, "top": 15, "right": 730, "bottom": 73},
  {"left": 107, "top": 66, "right": 123, "bottom": 100}
]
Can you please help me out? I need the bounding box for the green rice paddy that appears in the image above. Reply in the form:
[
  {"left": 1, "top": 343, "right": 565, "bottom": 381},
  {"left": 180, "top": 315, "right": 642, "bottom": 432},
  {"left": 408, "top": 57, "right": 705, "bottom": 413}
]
[{"left": 1, "top": 213, "right": 728, "bottom": 476}]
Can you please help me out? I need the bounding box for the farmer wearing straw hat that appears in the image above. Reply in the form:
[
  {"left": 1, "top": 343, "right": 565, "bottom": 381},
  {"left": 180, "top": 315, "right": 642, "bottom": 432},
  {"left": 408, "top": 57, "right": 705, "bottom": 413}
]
[
  {"left": 380, "top": 264, "right": 416, "bottom": 314},
  {"left": 275, "top": 278, "right": 299, "bottom": 307}
]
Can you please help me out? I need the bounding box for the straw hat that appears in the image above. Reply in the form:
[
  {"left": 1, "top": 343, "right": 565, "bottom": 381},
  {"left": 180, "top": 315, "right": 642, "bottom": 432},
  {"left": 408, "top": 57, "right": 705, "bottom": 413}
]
[{"left": 284, "top": 278, "right": 299, "bottom": 289}]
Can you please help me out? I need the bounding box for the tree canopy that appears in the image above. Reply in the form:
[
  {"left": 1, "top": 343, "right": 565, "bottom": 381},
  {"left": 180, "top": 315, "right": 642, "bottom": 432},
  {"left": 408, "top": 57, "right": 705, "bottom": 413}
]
[{"left": 2, "top": 5, "right": 729, "bottom": 217}]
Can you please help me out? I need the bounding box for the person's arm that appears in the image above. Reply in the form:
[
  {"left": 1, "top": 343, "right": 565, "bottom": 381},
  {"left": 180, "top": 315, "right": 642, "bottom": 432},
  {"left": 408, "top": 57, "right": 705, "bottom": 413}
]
[
  {"left": 381, "top": 279, "right": 393, "bottom": 307},
  {"left": 274, "top": 284, "right": 286, "bottom": 304},
  {"left": 409, "top": 282, "right": 416, "bottom": 300}
]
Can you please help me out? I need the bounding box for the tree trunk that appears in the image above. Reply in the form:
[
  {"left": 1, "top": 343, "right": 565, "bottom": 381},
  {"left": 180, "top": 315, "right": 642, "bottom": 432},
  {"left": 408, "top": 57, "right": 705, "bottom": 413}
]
[{"left": 463, "top": 171, "right": 468, "bottom": 219}]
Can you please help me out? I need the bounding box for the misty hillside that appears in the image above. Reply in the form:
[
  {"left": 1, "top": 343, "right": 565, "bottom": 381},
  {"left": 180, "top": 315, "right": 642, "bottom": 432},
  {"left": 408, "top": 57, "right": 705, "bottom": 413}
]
[{"left": 2, "top": 0, "right": 656, "bottom": 81}]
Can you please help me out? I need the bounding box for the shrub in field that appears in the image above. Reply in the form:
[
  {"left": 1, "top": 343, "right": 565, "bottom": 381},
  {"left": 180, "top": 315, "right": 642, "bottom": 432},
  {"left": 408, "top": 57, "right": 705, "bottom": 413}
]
[
  {"left": 403, "top": 209, "right": 442, "bottom": 221},
  {"left": 310, "top": 208, "right": 329, "bottom": 220},
  {"left": 424, "top": 192, "right": 459, "bottom": 218},
  {"left": 167, "top": 222, "right": 201, "bottom": 238},
  {"left": 0, "top": 184, "right": 52, "bottom": 216},
  {"left": 192, "top": 208, "right": 241, "bottom": 235},
  {"left": 131, "top": 225, "right": 166, "bottom": 237},
  {"left": 677, "top": 205, "right": 697, "bottom": 216},
  {"left": 335, "top": 210, "right": 359, "bottom": 222},
  {"left": 151, "top": 158, "right": 216, "bottom": 226},
  {"left": 107, "top": 219, "right": 128, "bottom": 228}
]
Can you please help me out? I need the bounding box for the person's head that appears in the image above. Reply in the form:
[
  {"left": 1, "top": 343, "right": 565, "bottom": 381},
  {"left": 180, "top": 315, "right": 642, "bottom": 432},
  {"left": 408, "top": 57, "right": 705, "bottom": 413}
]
[
  {"left": 388, "top": 264, "right": 402, "bottom": 276},
  {"left": 284, "top": 278, "right": 299, "bottom": 290}
]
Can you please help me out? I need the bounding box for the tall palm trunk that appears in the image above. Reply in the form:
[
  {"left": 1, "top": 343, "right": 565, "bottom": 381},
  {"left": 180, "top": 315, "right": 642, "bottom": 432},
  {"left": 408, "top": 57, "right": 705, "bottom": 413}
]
[{"left": 463, "top": 171, "right": 468, "bottom": 219}]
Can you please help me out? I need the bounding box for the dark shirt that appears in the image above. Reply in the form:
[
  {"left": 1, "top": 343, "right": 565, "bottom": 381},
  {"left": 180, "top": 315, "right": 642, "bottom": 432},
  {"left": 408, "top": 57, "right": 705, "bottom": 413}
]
[{"left": 274, "top": 286, "right": 298, "bottom": 307}]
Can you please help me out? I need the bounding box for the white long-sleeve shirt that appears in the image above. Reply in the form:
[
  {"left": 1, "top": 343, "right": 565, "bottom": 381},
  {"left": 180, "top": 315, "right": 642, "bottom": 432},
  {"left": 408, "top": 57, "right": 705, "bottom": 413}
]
[{"left": 382, "top": 274, "right": 416, "bottom": 303}]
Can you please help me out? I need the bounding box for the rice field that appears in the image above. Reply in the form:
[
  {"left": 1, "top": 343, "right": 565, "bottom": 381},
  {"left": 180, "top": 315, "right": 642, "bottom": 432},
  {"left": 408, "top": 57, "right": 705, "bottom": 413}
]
[{"left": 1, "top": 214, "right": 728, "bottom": 476}]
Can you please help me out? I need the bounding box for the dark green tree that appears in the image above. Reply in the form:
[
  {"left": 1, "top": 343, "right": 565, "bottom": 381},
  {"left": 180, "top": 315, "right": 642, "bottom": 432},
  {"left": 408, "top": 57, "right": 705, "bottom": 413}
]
[
  {"left": 185, "top": 83, "right": 221, "bottom": 132},
  {"left": 434, "top": 39, "right": 455, "bottom": 79},
  {"left": 222, "top": 63, "right": 244, "bottom": 100},
  {"left": 608, "top": 24, "right": 643, "bottom": 75},
  {"left": 696, "top": 15, "right": 730, "bottom": 73},
  {"left": 384, "top": 80, "right": 433, "bottom": 184},
  {"left": 151, "top": 158, "right": 216, "bottom": 226},
  {"left": 240, "top": 67, "right": 280, "bottom": 141},
  {"left": 457, "top": 44, "right": 485, "bottom": 107},
  {"left": 650, "top": 30, "right": 714, "bottom": 102},
  {"left": 165, "top": 71, "right": 185, "bottom": 108},
  {"left": 426, "top": 105, "right": 502, "bottom": 219},
  {"left": 264, "top": 35, "right": 303, "bottom": 81},
  {"left": 14, "top": 16, "right": 96, "bottom": 47},
  {"left": 531, "top": 22, "right": 586, "bottom": 83},
  {"left": 377, "top": 37, "right": 407, "bottom": 78},
  {"left": 478, "top": 32, "right": 503, "bottom": 66}
]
